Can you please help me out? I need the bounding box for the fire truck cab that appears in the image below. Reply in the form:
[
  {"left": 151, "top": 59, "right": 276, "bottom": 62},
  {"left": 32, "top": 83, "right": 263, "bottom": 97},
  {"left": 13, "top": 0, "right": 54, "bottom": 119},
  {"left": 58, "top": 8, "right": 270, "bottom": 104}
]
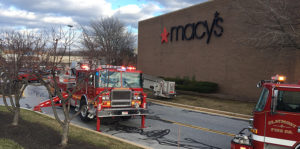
[{"left": 231, "top": 75, "right": 300, "bottom": 149}]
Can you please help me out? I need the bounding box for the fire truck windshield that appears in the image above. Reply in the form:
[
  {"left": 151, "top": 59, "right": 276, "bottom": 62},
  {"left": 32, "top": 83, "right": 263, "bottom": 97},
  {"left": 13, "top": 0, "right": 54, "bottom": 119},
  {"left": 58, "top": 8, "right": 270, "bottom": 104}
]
[
  {"left": 122, "top": 72, "right": 142, "bottom": 88},
  {"left": 276, "top": 90, "right": 300, "bottom": 113},
  {"left": 99, "top": 70, "right": 121, "bottom": 88},
  {"left": 98, "top": 70, "right": 142, "bottom": 88}
]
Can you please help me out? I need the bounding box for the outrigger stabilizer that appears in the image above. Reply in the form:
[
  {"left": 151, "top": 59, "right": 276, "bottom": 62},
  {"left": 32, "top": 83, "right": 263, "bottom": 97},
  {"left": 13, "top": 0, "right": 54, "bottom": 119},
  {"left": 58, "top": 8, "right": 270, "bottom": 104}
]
[{"left": 33, "top": 93, "right": 68, "bottom": 112}]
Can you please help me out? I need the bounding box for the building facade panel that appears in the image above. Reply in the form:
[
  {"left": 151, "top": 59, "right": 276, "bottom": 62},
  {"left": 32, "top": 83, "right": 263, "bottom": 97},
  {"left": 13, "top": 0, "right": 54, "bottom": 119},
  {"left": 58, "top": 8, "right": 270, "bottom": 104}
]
[{"left": 138, "top": 0, "right": 300, "bottom": 100}]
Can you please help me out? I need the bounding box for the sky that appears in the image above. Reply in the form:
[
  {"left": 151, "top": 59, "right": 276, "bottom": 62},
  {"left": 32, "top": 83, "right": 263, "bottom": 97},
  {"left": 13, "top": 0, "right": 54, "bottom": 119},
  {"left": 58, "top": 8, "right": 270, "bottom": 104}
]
[{"left": 0, "top": 0, "right": 206, "bottom": 33}]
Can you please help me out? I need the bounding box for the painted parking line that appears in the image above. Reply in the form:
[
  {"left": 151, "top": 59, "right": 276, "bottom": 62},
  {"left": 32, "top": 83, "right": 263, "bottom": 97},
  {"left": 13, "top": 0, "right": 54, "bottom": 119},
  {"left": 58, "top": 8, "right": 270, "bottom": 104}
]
[{"left": 161, "top": 118, "right": 235, "bottom": 137}]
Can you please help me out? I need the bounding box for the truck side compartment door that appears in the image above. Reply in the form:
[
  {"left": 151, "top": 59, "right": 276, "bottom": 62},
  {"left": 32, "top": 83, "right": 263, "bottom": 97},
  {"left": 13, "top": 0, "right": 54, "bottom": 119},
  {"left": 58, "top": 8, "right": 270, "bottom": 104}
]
[{"left": 87, "top": 73, "right": 95, "bottom": 100}]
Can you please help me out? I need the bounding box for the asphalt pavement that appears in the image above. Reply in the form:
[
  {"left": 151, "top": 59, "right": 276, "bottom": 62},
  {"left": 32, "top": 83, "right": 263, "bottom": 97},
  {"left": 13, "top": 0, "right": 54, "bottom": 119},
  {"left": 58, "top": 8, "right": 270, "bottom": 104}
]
[{"left": 0, "top": 85, "right": 250, "bottom": 149}]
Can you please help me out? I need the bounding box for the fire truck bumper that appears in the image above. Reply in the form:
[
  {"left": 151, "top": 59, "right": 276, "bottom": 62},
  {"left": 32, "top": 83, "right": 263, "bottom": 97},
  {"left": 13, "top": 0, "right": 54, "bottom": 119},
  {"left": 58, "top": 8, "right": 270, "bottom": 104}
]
[
  {"left": 231, "top": 141, "right": 253, "bottom": 149},
  {"left": 231, "top": 128, "right": 253, "bottom": 149},
  {"left": 97, "top": 108, "right": 149, "bottom": 117}
]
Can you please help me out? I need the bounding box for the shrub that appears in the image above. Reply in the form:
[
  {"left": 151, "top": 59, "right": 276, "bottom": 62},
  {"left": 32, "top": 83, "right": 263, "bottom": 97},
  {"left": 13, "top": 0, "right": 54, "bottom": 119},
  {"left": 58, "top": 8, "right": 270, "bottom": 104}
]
[{"left": 163, "top": 77, "right": 218, "bottom": 93}]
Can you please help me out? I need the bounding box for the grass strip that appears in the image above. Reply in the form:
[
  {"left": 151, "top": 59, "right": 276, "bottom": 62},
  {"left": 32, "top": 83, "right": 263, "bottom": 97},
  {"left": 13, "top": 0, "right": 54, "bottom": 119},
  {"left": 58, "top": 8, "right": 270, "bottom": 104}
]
[
  {"left": 145, "top": 89, "right": 256, "bottom": 115},
  {"left": 0, "top": 138, "right": 24, "bottom": 149},
  {"left": 0, "top": 106, "right": 142, "bottom": 149}
]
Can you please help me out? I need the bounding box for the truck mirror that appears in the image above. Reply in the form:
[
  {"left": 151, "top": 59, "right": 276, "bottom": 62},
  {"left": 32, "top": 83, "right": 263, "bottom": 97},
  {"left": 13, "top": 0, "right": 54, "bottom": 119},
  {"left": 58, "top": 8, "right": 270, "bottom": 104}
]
[
  {"left": 140, "top": 74, "right": 144, "bottom": 88},
  {"left": 271, "top": 89, "right": 278, "bottom": 115},
  {"left": 256, "top": 82, "right": 261, "bottom": 88},
  {"left": 256, "top": 80, "right": 264, "bottom": 88},
  {"left": 71, "top": 68, "right": 76, "bottom": 76},
  {"left": 271, "top": 97, "right": 276, "bottom": 114}
]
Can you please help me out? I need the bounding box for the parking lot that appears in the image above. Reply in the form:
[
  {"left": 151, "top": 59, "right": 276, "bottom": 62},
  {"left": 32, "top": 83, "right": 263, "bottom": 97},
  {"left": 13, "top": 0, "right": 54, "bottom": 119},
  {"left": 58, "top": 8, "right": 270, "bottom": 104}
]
[{"left": 1, "top": 85, "right": 249, "bottom": 149}]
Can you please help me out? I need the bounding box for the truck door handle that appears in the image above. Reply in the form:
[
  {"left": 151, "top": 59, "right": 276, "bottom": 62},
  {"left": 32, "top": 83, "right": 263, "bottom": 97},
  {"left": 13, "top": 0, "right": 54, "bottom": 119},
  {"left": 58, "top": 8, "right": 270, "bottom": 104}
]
[{"left": 298, "top": 126, "right": 300, "bottom": 133}]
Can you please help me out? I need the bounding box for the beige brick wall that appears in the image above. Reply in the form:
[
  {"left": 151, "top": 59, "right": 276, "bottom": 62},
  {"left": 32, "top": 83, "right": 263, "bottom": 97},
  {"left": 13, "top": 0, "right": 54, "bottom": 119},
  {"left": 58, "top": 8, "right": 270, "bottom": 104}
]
[{"left": 137, "top": 0, "right": 300, "bottom": 100}]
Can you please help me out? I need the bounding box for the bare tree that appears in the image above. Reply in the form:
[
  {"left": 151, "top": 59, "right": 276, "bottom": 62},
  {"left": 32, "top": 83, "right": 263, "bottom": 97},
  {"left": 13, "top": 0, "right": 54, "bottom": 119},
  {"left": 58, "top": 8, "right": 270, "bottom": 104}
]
[
  {"left": 81, "top": 17, "right": 136, "bottom": 65},
  {"left": 35, "top": 27, "right": 94, "bottom": 147},
  {"left": 81, "top": 26, "right": 102, "bottom": 63},
  {"left": 235, "top": 0, "right": 300, "bottom": 50},
  {"left": 0, "top": 27, "right": 86, "bottom": 147},
  {"left": 0, "top": 30, "right": 46, "bottom": 126},
  {"left": 37, "top": 27, "right": 73, "bottom": 147}
]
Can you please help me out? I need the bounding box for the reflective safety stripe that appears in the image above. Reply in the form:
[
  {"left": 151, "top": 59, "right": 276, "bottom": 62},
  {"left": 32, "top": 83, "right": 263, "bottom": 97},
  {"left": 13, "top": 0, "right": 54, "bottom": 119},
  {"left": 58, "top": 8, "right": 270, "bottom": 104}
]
[{"left": 252, "top": 134, "right": 296, "bottom": 147}]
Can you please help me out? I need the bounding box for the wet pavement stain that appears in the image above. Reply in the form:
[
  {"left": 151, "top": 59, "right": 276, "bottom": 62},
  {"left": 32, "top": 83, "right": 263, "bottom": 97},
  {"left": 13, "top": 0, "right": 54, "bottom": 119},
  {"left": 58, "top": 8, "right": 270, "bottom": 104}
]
[{"left": 105, "top": 122, "right": 222, "bottom": 149}]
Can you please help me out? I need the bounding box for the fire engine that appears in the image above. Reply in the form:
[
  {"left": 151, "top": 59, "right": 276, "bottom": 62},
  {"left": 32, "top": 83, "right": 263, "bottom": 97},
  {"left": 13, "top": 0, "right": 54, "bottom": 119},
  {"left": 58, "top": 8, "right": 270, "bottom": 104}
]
[
  {"left": 34, "top": 62, "right": 148, "bottom": 131},
  {"left": 18, "top": 69, "right": 39, "bottom": 82},
  {"left": 231, "top": 75, "right": 300, "bottom": 149}
]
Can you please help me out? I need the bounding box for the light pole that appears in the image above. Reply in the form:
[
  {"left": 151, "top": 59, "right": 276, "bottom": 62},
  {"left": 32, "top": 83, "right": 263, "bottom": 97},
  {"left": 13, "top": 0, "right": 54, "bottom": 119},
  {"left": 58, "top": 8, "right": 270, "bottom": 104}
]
[
  {"left": 0, "top": 39, "right": 3, "bottom": 60},
  {"left": 67, "top": 25, "right": 73, "bottom": 67}
]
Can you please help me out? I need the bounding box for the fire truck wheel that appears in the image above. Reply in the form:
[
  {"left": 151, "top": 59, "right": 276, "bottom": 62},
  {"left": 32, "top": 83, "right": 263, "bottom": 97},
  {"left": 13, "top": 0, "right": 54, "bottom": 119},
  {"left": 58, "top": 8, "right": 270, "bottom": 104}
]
[
  {"left": 295, "top": 144, "right": 300, "bottom": 149},
  {"left": 79, "top": 99, "right": 92, "bottom": 122}
]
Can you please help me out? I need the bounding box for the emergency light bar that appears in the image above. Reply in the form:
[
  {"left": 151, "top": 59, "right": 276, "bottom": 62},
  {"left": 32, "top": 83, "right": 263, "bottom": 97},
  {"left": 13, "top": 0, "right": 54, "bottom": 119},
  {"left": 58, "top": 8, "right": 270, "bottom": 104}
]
[
  {"left": 100, "top": 65, "right": 136, "bottom": 71},
  {"left": 101, "top": 65, "right": 119, "bottom": 69},
  {"left": 127, "top": 66, "right": 136, "bottom": 70},
  {"left": 271, "top": 74, "right": 286, "bottom": 82},
  {"left": 118, "top": 66, "right": 136, "bottom": 71},
  {"left": 80, "top": 64, "right": 89, "bottom": 70},
  {"left": 257, "top": 74, "right": 287, "bottom": 88}
]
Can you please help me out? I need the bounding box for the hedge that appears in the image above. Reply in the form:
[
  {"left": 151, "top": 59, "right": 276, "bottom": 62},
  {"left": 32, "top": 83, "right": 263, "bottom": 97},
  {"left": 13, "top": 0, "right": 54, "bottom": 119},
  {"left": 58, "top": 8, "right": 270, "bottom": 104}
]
[{"left": 163, "top": 77, "right": 218, "bottom": 93}]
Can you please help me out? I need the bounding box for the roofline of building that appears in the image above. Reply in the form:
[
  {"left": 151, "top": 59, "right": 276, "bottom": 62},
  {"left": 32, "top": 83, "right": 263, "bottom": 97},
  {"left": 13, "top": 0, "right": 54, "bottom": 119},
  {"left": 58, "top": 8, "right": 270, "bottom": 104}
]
[{"left": 138, "top": 0, "right": 214, "bottom": 24}]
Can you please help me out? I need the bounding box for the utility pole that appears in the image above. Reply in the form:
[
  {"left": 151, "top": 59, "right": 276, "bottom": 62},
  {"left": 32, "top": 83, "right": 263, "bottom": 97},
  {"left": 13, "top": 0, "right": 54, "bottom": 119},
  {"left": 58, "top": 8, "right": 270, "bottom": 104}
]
[{"left": 67, "top": 25, "right": 73, "bottom": 67}]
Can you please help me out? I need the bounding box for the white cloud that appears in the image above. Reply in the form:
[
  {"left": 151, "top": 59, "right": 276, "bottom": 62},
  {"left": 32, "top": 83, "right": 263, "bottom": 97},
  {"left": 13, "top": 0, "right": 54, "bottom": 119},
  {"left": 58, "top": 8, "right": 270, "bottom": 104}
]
[
  {"left": 152, "top": 0, "right": 206, "bottom": 12},
  {"left": 0, "top": 7, "right": 36, "bottom": 20},
  {"left": 113, "top": 2, "right": 162, "bottom": 28},
  {"left": 0, "top": 5, "right": 77, "bottom": 28},
  {"left": 42, "top": 16, "right": 76, "bottom": 25},
  {"left": 68, "top": 0, "right": 114, "bottom": 16},
  {"left": 3, "top": 0, "right": 113, "bottom": 17},
  {"left": 118, "top": 5, "right": 141, "bottom": 14},
  {"left": 0, "top": 0, "right": 204, "bottom": 31}
]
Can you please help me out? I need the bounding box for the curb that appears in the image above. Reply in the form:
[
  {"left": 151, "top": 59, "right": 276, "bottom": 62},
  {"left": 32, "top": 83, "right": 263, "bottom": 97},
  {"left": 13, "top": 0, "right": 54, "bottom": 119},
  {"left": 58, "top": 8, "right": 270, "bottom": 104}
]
[
  {"left": 0, "top": 95, "right": 15, "bottom": 97},
  {"left": 0, "top": 93, "right": 25, "bottom": 98},
  {"left": 0, "top": 105, "right": 151, "bottom": 149},
  {"left": 147, "top": 98, "right": 252, "bottom": 121}
]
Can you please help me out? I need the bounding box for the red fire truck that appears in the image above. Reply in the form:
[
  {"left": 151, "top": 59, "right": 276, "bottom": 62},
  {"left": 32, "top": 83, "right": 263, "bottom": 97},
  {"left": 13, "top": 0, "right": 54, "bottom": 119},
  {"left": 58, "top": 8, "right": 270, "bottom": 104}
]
[
  {"left": 231, "top": 75, "right": 300, "bottom": 149},
  {"left": 34, "top": 63, "right": 148, "bottom": 131}
]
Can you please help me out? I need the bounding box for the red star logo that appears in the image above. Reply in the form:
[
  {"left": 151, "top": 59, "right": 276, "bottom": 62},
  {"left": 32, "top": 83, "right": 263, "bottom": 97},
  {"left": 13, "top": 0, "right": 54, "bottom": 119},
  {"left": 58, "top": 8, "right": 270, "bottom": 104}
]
[{"left": 161, "top": 27, "right": 169, "bottom": 44}]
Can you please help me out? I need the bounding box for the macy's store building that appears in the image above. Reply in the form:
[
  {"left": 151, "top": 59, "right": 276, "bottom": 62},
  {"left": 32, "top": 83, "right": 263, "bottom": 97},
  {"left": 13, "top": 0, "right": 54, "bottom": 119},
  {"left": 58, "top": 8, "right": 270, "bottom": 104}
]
[{"left": 137, "top": 0, "right": 300, "bottom": 100}]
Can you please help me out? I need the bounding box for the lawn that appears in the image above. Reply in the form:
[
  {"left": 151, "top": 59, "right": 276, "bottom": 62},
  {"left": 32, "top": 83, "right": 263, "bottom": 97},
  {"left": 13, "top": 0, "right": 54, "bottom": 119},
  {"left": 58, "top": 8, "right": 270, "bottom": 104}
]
[
  {"left": 0, "top": 106, "right": 142, "bottom": 149},
  {"left": 0, "top": 138, "right": 23, "bottom": 149},
  {"left": 145, "top": 89, "right": 256, "bottom": 115}
]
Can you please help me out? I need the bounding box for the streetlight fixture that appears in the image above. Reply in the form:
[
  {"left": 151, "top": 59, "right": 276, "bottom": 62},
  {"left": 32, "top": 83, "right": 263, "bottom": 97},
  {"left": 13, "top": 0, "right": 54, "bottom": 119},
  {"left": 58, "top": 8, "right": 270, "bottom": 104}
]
[{"left": 67, "top": 25, "right": 73, "bottom": 67}]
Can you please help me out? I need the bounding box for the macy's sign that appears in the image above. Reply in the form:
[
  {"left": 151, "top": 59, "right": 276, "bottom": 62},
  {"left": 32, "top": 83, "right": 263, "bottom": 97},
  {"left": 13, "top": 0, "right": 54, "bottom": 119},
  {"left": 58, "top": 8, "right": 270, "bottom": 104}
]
[{"left": 161, "top": 11, "right": 224, "bottom": 44}]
